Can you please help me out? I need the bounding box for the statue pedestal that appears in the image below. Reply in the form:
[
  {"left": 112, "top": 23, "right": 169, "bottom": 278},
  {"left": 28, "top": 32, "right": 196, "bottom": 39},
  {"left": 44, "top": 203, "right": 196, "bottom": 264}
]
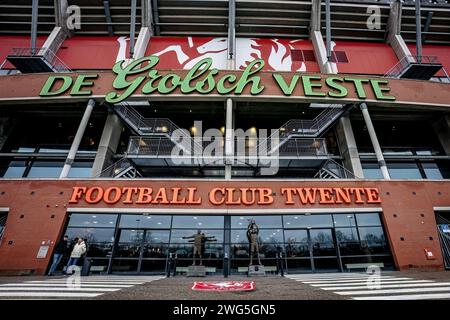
[
  {"left": 187, "top": 265, "right": 206, "bottom": 277},
  {"left": 248, "top": 265, "right": 266, "bottom": 277}
]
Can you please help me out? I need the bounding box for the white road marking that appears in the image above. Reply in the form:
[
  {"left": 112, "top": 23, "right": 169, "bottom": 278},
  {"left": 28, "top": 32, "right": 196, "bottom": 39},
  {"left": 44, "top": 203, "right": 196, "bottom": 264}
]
[
  {"left": 287, "top": 273, "right": 450, "bottom": 300},
  {"left": 0, "top": 275, "right": 165, "bottom": 299},
  {"left": 336, "top": 287, "right": 450, "bottom": 295},
  {"left": 321, "top": 282, "right": 450, "bottom": 290},
  {"left": 0, "top": 287, "right": 121, "bottom": 292},
  {"left": 353, "top": 293, "right": 450, "bottom": 300}
]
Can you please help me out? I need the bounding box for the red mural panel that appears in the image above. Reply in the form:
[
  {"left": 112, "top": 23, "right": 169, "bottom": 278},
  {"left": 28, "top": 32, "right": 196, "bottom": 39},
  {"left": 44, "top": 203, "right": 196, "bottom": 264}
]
[
  {"left": 332, "top": 41, "right": 399, "bottom": 75},
  {"left": 146, "top": 36, "right": 320, "bottom": 72},
  {"left": 407, "top": 44, "right": 450, "bottom": 77},
  {"left": 0, "top": 36, "right": 46, "bottom": 69},
  {"left": 57, "top": 36, "right": 130, "bottom": 70}
]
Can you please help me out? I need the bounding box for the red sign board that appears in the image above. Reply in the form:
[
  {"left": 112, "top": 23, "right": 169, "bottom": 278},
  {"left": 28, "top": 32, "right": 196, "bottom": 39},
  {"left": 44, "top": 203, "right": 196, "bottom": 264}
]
[
  {"left": 424, "top": 248, "right": 436, "bottom": 260},
  {"left": 192, "top": 281, "right": 255, "bottom": 292}
]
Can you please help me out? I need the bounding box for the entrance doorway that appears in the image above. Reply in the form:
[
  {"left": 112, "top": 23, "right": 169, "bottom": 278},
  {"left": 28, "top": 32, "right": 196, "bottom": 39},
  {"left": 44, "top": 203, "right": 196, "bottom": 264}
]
[
  {"left": 436, "top": 211, "right": 450, "bottom": 269},
  {"left": 284, "top": 228, "right": 340, "bottom": 272},
  {"left": 111, "top": 228, "right": 169, "bottom": 274}
]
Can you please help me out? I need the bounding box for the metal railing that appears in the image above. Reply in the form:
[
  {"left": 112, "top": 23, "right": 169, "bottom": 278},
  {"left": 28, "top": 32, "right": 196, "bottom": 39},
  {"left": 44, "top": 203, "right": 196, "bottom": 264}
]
[
  {"left": 384, "top": 55, "right": 440, "bottom": 78},
  {"left": 127, "top": 136, "right": 328, "bottom": 158},
  {"left": 98, "top": 157, "right": 142, "bottom": 178},
  {"left": 258, "top": 104, "right": 346, "bottom": 154},
  {"left": 7, "top": 47, "right": 72, "bottom": 73},
  {"left": 114, "top": 103, "right": 190, "bottom": 138},
  {"left": 314, "top": 159, "right": 359, "bottom": 179},
  {"left": 238, "top": 137, "right": 328, "bottom": 157}
]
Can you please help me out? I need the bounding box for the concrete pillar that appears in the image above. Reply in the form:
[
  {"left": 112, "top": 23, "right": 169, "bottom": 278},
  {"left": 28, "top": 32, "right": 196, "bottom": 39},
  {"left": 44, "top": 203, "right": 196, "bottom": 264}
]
[
  {"left": 60, "top": 99, "right": 95, "bottom": 178},
  {"left": 360, "top": 103, "right": 390, "bottom": 180},
  {"left": 134, "top": 27, "right": 152, "bottom": 59},
  {"left": 224, "top": 98, "right": 234, "bottom": 180},
  {"left": 335, "top": 117, "right": 364, "bottom": 178},
  {"left": 91, "top": 111, "right": 124, "bottom": 177},
  {"left": 433, "top": 115, "right": 450, "bottom": 155},
  {"left": 386, "top": 0, "right": 415, "bottom": 63}
]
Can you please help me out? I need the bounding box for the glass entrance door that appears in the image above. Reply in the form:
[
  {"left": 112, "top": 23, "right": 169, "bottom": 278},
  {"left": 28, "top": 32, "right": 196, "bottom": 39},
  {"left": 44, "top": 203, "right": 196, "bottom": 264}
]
[
  {"left": 285, "top": 228, "right": 340, "bottom": 272},
  {"left": 112, "top": 229, "right": 169, "bottom": 274}
]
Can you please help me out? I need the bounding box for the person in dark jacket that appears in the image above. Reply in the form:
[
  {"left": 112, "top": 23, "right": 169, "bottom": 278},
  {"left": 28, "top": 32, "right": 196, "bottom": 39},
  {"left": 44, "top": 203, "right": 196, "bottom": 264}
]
[{"left": 47, "top": 235, "right": 69, "bottom": 276}]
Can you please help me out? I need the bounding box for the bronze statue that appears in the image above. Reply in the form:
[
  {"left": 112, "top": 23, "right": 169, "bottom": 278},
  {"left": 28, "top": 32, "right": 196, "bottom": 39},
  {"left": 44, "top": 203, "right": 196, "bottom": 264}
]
[
  {"left": 247, "top": 219, "right": 261, "bottom": 265},
  {"left": 183, "top": 230, "right": 216, "bottom": 265}
]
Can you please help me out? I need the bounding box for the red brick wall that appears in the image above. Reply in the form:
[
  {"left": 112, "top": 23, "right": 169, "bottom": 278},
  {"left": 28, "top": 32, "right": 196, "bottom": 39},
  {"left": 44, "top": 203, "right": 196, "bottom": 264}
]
[{"left": 0, "top": 179, "right": 448, "bottom": 274}]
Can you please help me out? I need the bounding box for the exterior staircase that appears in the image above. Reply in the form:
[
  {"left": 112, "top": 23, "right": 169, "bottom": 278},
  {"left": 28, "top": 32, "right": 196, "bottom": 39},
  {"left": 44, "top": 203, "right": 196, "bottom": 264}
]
[
  {"left": 259, "top": 104, "right": 350, "bottom": 155},
  {"left": 6, "top": 47, "right": 71, "bottom": 73},
  {"left": 384, "top": 55, "right": 443, "bottom": 80},
  {"left": 98, "top": 158, "right": 142, "bottom": 178},
  {"left": 112, "top": 103, "right": 201, "bottom": 154},
  {"left": 314, "top": 159, "right": 358, "bottom": 179}
]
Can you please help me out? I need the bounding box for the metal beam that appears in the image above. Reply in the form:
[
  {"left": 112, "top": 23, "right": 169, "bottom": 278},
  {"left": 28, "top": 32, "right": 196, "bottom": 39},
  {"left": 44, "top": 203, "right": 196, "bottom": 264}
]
[
  {"left": 325, "top": 0, "right": 332, "bottom": 60},
  {"left": 31, "top": 0, "right": 39, "bottom": 54},
  {"left": 310, "top": 0, "right": 321, "bottom": 34},
  {"left": 422, "top": 11, "right": 433, "bottom": 44},
  {"left": 415, "top": 0, "right": 422, "bottom": 63},
  {"left": 130, "top": 0, "right": 137, "bottom": 58},
  {"left": 385, "top": 0, "right": 402, "bottom": 42},
  {"left": 60, "top": 99, "right": 96, "bottom": 179},
  {"left": 141, "top": 0, "right": 154, "bottom": 30},
  {"left": 227, "top": 0, "right": 236, "bottom": 69},
  {"left": 54, "top": 0, "right": 69, "bottom": 31},
  {"left": 103, "top": 1, "right": 114, "bottom": 36},
  {"left": 151, "top": 0, "right": 160, "bottom": 36},
  {"left": 360, "top": 103, "right": 390, "bottom": 180}
]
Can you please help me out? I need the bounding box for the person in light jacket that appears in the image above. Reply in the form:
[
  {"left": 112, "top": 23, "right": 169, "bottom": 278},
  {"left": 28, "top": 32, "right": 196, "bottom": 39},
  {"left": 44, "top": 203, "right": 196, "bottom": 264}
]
[{"left": 65, "top": 238, "right": 86, "bottom": 272}]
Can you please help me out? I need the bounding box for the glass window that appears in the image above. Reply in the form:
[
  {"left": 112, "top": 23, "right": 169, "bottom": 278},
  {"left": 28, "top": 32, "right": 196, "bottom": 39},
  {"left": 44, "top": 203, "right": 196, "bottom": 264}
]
[
  {"left": 358, "top": 226, "right": 386, "bottom": 243},
  {"left": 362, "top": 162, "right": 383, "bottom": 179},
  {"left": 231, "top": 229, "right": 283, "bottom": 243},
  {"left": 27, "top": 161, "right": 63, "bottom": 178},
  {"left": 144, "top": 230, "right": 170, "bottom": 243},
  {"left": 119, "top": 215, "right": 171, "bottom": 229},
  {"left": 65, "top": 227, "right": 115, "bottom": 243},
  {"left": 170, "top": 229, "right": 223, "bottom": 243},
  {"left": 335, "top": 228, "right": 359, "bottom": 242},
  {"left": 119, "top": 230, "right": 144, "bottom": 243},
  {"left": 2, "top": 160, "right": 27, "bottom": 178},
  {"left": 356, "top": 213, "right": 381, "bottom": 227},
  {"left": 284, "top": 229, "right": 308, "bottom": 243},
  {"left": 68, "top": 162, "right": 94, "bottom": 178},
  {"left": 172, "top": 216, "right": 224, "bottom": 229},
  {"left": 309, "top": 229, "right": 333, "bottom": 243},
  {"left": 283, "top": 215, "right": 333, "bottom": 228},
  {"left": 422, "top": 162, "right": 443, "bottom": 179},
  {"left": 333, "top": 214, "right": 356, "bottom": 227},
  {"left": 230, "top": 216, "right": 282, "bottom": 228},
  {"left": 387, "top": 162, "right": 422, "bottom": 179},
  {"left": 68, "top": 214, "right": 118, "bottom": 228}
]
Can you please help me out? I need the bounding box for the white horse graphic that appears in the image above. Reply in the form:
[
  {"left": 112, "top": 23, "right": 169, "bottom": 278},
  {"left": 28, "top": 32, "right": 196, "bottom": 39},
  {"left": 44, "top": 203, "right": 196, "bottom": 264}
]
[{"left": 151, "top": 37, "right": 314, "bottom": 72}]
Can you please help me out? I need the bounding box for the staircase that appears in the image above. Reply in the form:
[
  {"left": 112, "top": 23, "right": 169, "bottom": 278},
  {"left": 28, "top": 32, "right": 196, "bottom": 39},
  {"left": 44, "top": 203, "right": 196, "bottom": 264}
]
[
  {"left": 6, "top": 47, "right": 71, "bottom": 73},
  {"left": 384, "top": 55, "right": 442, "bottom": 80},
  {"left": 98, "top": 158, "right": 142, "bottom": 178},
  {"left": 259, "top": 104, "right": 349, "bottom": 155},
  {"left": 314, "top": 159, "right": 358, "bottom": 179},
  {"left": 112, "top": 103, "right": 201, "bottom": 154}
]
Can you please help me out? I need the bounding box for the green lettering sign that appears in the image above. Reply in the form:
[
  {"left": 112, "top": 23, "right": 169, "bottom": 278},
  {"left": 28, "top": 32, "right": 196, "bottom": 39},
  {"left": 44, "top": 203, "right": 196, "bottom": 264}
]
[
  {"left": 39, "top": 76, "right": 73, "bottom": 96},
  {"left": 325, "top": 77, "right": 348, "bottom": 98},
  {"left": 370, "top": 79, "right": 395, "bottom": 101},
  {"left": 37, "top": 55, "right": 396, "bottom": 103},
  {"left": 302, "top": 76, "right": 326, "bottom": 97}
]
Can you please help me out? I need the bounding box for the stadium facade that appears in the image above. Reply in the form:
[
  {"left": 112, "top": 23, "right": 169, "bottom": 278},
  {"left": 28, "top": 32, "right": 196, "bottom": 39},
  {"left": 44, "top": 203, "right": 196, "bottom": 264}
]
[{"left": 0, "top": 0, "right": 449, "bottom": 275}]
